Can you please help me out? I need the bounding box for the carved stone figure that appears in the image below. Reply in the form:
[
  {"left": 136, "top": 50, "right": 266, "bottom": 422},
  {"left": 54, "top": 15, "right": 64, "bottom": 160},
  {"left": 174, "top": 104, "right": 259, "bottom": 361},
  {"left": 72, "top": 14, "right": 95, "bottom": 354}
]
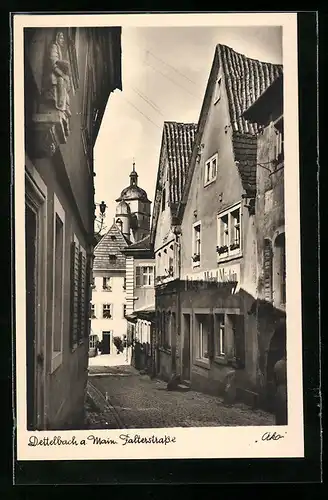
[{"left": 42, "top": 31, "right": 71, "bottom": 118}]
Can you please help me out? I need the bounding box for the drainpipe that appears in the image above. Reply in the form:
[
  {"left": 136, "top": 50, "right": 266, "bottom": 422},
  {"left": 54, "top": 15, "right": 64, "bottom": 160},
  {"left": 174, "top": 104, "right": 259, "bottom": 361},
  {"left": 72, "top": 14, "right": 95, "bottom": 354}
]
[{"left": 174, "top": 226, "right": 182, "bottom": 378}]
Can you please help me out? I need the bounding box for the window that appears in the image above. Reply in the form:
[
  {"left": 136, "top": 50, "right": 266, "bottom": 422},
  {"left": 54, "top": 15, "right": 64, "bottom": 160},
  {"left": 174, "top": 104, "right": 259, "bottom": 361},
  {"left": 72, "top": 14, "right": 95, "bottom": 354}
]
[
  {"left": 110, "top": 235, "right": 116, "bottom": 240},
  {"left": 214, "top": 314, "right": 225, "bottom": 357},
  {"left": 214, "top": 76, "right": 222, "bottom": 103},
  {"left": 103, "top": 303, "right": 112, "bottom": 319},
  {"left": 274, "top": 117, "right": 284, "bottom": 164},
  {"left": 103, "top": 277, "right": 112, "bottom": 291},
  {"left": 161, "top": 311, "right": 171, "bottom": 349},
  {"left": 109, "top": 254, "right": 117, "bottom": 262},
  {"left": 161, "top": 188, "right": 166, "bottom": 212},
  {"left": 204, "top": 153, "right": 218, "bottom": 186},
  {"left": 90, "top": 304, "right": 96, "bottom": 318},
  {"left": 89, "top": 334, "right": 99, "bottom": 349},
  {"left": 136, "top": 266, "right": 154, "bottom": 287},
  {"left": 123, "top": 304, "right": 127, "bottom": 318},
  {"left": 273, "top": 232, "right": 286, "bottom": 308},
  {"left": 217, "top": 204, "right": 242, "bottom": 259},
  {"left": 192, "top": 222, "right": 201, "bottom": 267},
  {"left": 195, "top": 315, "right": 209, "bottom": 361},
  {"left": 91, "top": 276, "right": 95, "bottom": 289},
  {"left": 52, "top": 196, "right": 65, "bottom": 371}
]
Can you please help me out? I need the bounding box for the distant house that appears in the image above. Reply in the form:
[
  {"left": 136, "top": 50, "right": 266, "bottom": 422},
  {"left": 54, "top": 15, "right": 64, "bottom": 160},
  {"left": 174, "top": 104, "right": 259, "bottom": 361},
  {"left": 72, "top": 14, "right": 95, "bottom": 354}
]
[
  {"left": 121, "top": 234, "right": 155, "bottom": 373},
  {"left": 24, "top": 27, "right": 122, "bottom": 430},
  {"left": 150, "top": 121, "right": 197, "bottom": 381},
  {"left": 242, "top": 72, "right": 285, "bottom": 410},
  {"left": 91, "top": 164, "right": 154, "bottom": 364},
  {"left": 175, "top": 44, "right": 282, "bottom": 406},
  {"left": 91, "top": 223, "right": 129, "bottom": 355}
]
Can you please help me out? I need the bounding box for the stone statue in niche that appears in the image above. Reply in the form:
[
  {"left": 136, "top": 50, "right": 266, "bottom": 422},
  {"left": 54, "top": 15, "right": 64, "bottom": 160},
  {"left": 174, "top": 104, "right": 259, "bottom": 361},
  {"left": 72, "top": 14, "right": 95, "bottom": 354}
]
[{"left": 41, "top": 31, "right": 71, "bottom": 119}]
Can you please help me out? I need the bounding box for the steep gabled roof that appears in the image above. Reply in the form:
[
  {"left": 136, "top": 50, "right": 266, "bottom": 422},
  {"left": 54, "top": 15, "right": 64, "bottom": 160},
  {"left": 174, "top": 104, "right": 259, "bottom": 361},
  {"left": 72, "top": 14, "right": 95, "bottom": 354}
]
[
  {"left": 121, "top": 234, "right": 154, "bottom": 258},
  {"left": 93, "top": 223, "right": 128, "bottom": 271},
  {"left": 178, "top": 44, "right": 283, "bottom": 218},
  {"left": 164, "top": 122, "right": 198, "bottom": 209},
  {"left": 218, "top": 44, "right": 282, "bottom": 134},
  {"left": 150, "top": 121, "right": 197, "bottom": 245}
]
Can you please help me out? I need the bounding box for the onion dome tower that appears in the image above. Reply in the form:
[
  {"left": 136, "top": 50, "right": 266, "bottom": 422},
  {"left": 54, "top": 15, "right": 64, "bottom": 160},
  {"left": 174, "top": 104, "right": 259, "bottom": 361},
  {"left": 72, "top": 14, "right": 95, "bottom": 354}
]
[{"left": 115, "top": 161, "right": 151, "bottom": 243}]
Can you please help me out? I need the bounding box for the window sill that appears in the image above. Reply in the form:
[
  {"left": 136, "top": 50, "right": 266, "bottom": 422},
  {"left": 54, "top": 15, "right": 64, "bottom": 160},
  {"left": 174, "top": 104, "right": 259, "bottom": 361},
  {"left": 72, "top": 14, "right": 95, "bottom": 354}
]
[
  {"left": 204, "top": 178, "right": 216, "bottom": 188},
  {"left": 50, "top": 352, "right": 62, "bottom": 373},
  {"left": 194, "top": 358, "right": 210, "bottom": 370},
  {"left": 214, "top": 355, "right": 228, "bottom": 366},
  {"left": 217, "top": 252, "right": 242, "bottom": 264},
  {"left": 192, "top": 262, "right": 200, "bottom": 269}
]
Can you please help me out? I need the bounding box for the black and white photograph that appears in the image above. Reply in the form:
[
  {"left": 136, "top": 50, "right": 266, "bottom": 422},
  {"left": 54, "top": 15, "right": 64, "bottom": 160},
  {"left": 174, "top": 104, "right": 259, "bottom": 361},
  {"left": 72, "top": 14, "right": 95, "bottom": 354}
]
[{"left": 13, "top": 12, "right": 304, "bottom": 461}]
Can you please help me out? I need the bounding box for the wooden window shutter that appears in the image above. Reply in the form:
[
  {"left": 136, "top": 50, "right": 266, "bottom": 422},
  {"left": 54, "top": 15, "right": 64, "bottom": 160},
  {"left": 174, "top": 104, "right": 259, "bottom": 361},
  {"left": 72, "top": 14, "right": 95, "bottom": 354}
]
[
  {"left": 70, "top": 242, "right": 79, "bottom": 347},
  {"left": 233, "top": 315, "right": 245, "bottom": 369},
  {"left": 78, "top": 251, "right": 87, "bottom": 342},
  {"left": 85, "top": 255, "right": 92, "bottom": 337},
  {"left": 263, "top": 239, "right": 273, "bottom": 301}
]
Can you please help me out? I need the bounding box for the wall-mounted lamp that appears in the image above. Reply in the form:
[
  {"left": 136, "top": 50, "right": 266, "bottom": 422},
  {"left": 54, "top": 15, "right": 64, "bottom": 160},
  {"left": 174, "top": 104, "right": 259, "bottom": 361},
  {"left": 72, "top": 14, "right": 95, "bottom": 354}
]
[{"left": 94, "top": 200, "right": 107, "bottom": 235}]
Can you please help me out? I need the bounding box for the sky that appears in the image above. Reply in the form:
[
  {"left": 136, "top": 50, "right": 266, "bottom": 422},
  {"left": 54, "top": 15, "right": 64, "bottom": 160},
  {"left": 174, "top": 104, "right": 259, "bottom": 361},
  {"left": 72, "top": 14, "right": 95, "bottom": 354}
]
[{"left": 94, "top": 26, "right": 282, "bottom": 231}]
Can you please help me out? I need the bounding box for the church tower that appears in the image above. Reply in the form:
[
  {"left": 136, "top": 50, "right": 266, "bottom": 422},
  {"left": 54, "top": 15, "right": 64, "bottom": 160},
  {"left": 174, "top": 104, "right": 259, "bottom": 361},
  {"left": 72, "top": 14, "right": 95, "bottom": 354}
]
[{"left": 115, "top": 162, "right": 151, "bottom": 243}]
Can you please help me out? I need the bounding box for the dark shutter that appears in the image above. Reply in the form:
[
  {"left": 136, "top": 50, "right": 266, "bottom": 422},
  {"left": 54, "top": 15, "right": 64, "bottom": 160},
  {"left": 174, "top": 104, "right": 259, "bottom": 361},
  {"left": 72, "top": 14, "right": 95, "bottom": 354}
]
[
  {"left": 263, "top": 239, "right": 273, "bottom": 301},
  {"left": 70, "top": 242, "right": 79, "bottom": 348},
  {"left": 233, "top": 315, "right": 245, "bottom": 369},
  {"left": 85, "top": 255, "right": 92, "bottom": 337},
  {"left": 135, "top": 266, "right": 141, "bottom": 287},
  {"left": 78, "top": 251, "right": 87, "bottom": 343}
]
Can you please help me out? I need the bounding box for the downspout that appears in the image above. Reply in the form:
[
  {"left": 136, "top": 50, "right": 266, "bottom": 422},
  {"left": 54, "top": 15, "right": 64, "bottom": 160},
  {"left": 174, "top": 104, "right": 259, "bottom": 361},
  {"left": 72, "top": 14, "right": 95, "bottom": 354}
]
[{"left": 174, "top": 226, "right": 182, "bottom": 378}]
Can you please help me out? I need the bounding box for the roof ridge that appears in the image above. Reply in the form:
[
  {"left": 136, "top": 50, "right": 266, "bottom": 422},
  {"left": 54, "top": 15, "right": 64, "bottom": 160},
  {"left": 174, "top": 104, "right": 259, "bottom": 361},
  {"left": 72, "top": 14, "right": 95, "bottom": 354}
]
[{"left": 216, "top": 43, "right": 283, "bottom": 67}]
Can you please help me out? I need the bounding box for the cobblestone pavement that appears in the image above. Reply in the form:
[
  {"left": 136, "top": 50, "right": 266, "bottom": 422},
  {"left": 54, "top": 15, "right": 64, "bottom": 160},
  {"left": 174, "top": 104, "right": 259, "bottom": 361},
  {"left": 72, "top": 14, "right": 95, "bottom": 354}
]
[{"left": 85, "top": 364, "right": 274, "bottom": 429}]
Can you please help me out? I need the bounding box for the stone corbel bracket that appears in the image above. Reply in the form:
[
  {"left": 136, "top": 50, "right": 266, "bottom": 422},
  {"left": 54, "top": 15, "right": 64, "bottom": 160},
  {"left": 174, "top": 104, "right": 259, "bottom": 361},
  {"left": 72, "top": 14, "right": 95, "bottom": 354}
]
[{"left": 31, "top": 110, "right": 70, "bottom": 158}]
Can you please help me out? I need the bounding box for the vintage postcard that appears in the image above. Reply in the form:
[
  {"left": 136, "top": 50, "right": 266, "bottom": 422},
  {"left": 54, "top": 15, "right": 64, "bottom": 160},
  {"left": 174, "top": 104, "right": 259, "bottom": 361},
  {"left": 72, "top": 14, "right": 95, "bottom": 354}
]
[{"left": 13, "top": 12, "right": 304, "bottom": 462}]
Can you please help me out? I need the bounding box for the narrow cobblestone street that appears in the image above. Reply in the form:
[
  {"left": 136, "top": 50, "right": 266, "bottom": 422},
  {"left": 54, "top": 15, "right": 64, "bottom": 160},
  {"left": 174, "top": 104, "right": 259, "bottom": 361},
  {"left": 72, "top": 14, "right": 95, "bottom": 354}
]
[{"left": 85, "top": 362, "right": 274, "bottom": 429}]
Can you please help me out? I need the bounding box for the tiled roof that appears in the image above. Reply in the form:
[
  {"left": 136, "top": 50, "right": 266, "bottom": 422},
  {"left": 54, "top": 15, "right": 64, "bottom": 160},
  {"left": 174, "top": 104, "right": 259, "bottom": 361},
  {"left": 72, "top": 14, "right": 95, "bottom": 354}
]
[
  {"left": 217, "top": 44, "right": 283, "bottom": 135},
  {"left": 164, "top": 122, "right": 198, "bottom": 210},
  {"left": 93, "top": 223, "right": 127, "bottom": 271},
  {"left": 126, "top": 234, "right": 151, "bottom": 250},
  {"left": 232, "top": 132, "right": 258, "bottom": 194}
]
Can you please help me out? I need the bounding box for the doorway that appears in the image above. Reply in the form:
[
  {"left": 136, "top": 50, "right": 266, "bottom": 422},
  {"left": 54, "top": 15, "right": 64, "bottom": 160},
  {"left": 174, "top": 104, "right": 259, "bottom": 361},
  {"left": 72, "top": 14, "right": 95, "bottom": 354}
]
[
  {"left": 182, "top": 314, "right": 191, "bottom": 381},
  {"left": 26, "top": 203, "right": 37, "bottom": 430},
  {"left": 102, "top": 331, "right": 111, "bottom": 354}
]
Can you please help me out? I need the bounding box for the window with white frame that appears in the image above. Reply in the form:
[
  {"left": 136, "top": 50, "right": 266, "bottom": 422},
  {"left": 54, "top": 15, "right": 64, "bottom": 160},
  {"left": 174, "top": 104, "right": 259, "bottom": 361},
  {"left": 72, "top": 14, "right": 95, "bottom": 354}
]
[
  {"left": 52, "top": 196, "right": 65, "bottom": 371},
  {"left": 136, "top": 266, "right": 154, "bottom": 287},
  {"left": 195, "top": 314, "right": 209, "bottom": 361},
  {"left": 217, "top": 204, "right": 242, "bottom": 259},
  {"left": 214, "top": 314, "right": 225, "bottom": 357},
  {"left": 123, "top": 304, "right": 127, "bottom": 318},
  {"left": 90, "top": 303, "right": 96, "bottom": 318},
  {"left": 204, "top": 153, "right": 218, "bottom": 186},
  {"left": 192, "top": 222, "right": 201, "bottom": 266},
  {"left": 103, "top": 276, "right": 112, "bottom": 290},
  {"left": 102, "top": 303, "right": 112, "bottom": 319}
]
